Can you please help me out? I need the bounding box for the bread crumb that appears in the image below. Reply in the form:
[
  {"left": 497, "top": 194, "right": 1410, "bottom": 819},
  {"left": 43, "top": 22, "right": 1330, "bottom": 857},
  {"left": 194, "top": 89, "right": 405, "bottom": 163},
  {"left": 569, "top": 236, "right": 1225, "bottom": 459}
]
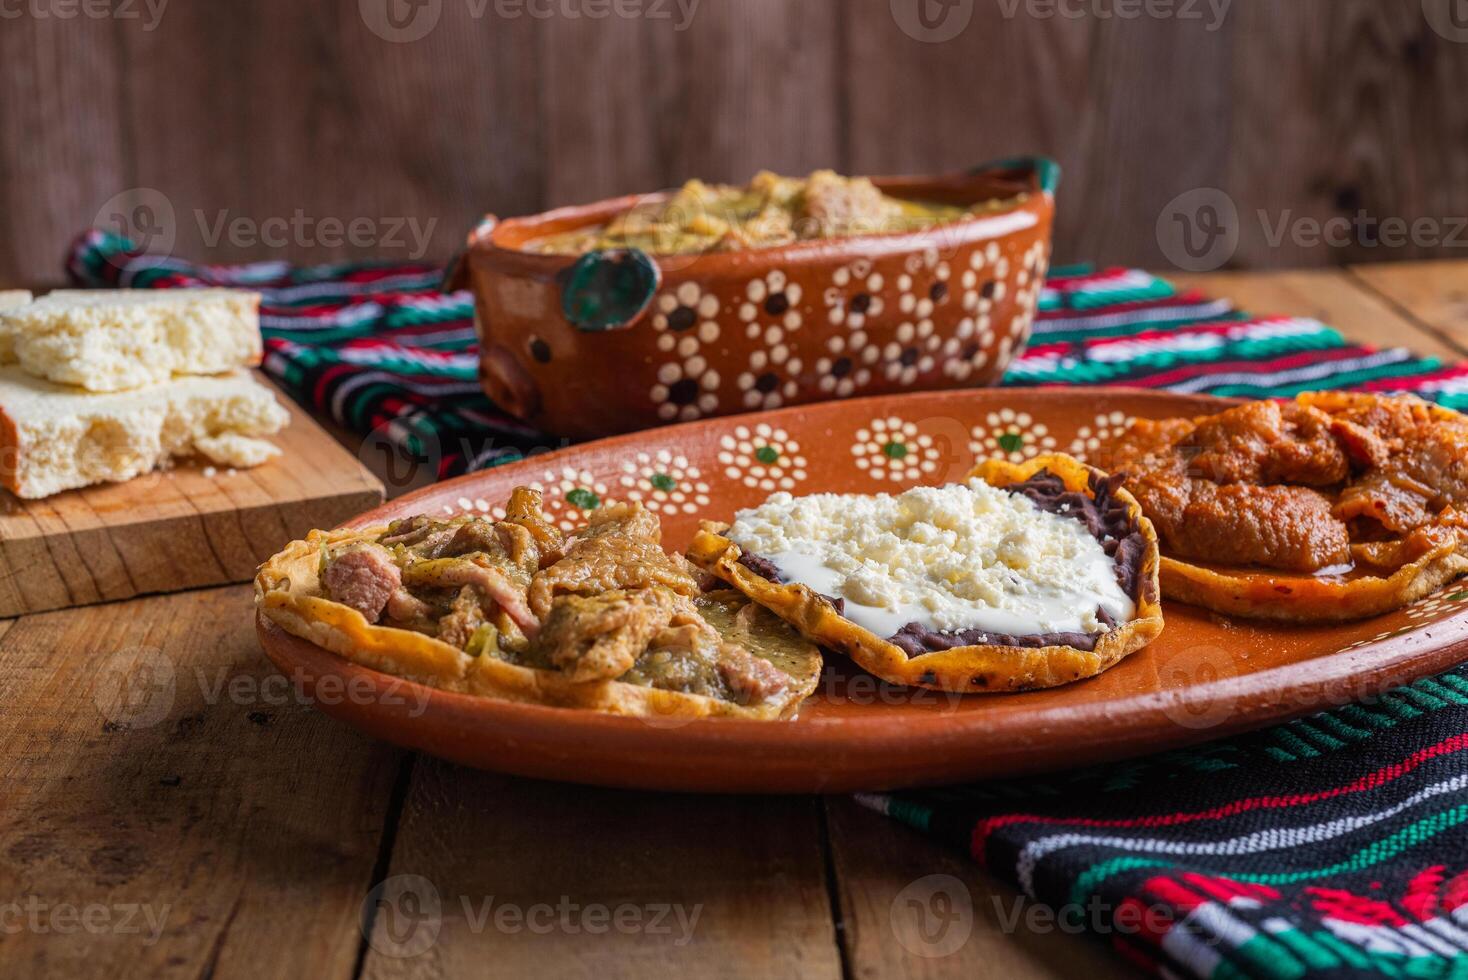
[{"left": 195, "top": 433, "right": 281, "bottom": 468}]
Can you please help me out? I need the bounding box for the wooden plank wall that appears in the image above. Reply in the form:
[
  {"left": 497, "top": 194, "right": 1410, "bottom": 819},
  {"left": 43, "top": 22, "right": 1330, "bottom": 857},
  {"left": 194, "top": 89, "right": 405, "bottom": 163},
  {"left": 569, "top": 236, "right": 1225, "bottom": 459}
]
[{"left": 1, "top": 0, "right": 1465, "bottom": 283}]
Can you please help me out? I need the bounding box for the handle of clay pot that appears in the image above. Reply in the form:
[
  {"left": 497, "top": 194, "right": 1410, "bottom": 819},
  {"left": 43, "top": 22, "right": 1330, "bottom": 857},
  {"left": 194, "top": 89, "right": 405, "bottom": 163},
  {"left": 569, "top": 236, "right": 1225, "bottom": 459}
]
[
  {"left": 443, "top": 214, "right": 497, "bottom": 293},
  {"left": 559, "top": 248, "right": 663, "bottom": 332},
  {"left": 444, "top": 215, "right": 546, "bottom": 421},
  {"left": 969, "top": 156, "right": 1061, "bottom": 196}
]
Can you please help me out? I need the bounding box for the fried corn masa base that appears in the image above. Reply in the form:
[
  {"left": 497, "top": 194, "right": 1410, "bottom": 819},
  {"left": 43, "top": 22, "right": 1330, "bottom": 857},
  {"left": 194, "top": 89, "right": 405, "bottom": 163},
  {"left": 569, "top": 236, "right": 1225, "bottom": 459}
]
[
  {"left": 687, "top": 453, "right": 1165, "bottom": 693},
  {"left": 1156, "top": 392, "right": 1468, "bottom": 623},
  {"left": 254, "top": 527, "right": 823, "bottom": 721},
  {"left": 1160, "top": 542, "right": 1468, "bottom": 624}
]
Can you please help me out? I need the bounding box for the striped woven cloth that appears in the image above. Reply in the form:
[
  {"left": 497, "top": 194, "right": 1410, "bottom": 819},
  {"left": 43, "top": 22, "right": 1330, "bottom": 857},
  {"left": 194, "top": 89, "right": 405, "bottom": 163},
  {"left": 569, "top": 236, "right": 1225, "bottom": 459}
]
[{"left": 68, "top": 231, "right": 1468, "bottom": 979}]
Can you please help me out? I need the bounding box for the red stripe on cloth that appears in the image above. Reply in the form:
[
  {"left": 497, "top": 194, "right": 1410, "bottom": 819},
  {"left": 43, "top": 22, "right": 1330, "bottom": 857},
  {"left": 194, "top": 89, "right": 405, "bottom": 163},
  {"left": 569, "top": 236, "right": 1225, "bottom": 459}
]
[
  {"left": 1015, "top": 317, "right": 1321, "bottom": 363},
  {"left": 971, "top": 732, "right": 1468, "bottom": 857},
  {"left": 1144, "top": 876, "right": 1210, "bottom": 913},
  {"left": 1035, "top": 289, "right": 1215, "bottom": 321},
  {"left": 337, "top": 339, "right": 471, "bottom": 360},
  {"left": 1444, "top": 869, "right": 1468, "bottom": 914},
  {"left": 1045, "top": 266, "right": 1139, "bottom": 290},
  {"left": 311, "top": 362, "right": 360, "bottom": 408},
  {"left": 1305, "top": 887, "right": 1409, "bottom": 927},
  {"left": 1120, "top": 346, "right": 1377, "bottom": 390},
  {"left": 1110, "top": 935, "right": 1163, "bottom": 975},
  {"left": 1116, "top": 896, "right": 1171, "bottom": 945},
  {"left": 1402, "top": 866, "right": 1448, "bottom": 921},
  {"left": 1183, "top": 872, "right": 1252, "bottom": 906},
  {"left": 262, "top": 302, "right": 379, "bottom": 319},
  {"left": 335, "top": 265, "right": 442, "bottom": 284},
  {"left": 1013, "top": 339, "right": 1072, "bottom": 358},
  {"left": 1074, "top": 315, "right": 1306, "bottom": 352},
  {"left": 1360, "top": 363, "right": 1468, "bottom": 390}
]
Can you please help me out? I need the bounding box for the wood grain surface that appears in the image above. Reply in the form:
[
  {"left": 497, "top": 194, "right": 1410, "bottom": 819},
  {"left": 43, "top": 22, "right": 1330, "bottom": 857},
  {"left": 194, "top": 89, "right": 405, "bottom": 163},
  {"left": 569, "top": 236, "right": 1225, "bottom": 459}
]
[
  {"left": 2, "top": 1, "right": 1466, "bottom": 281},
  {"left": 0, "top": 585, "right": 405, "bottom": 979},
  {"left": 1170, "top": 268, "right": 1466, "bottom": 359},
  {"left": 0, "top": 264, "right": 1462, "bottom": 978},
  {"left": 0, "top": 376, "right": 384, "bottom": 617},
  {"left": 1351, "top": 259, "right": 1468, "bottom": 354},
  {"left": 361, "top": 767, "right": 841, "bottom": 979},
  {"left": 825, "top": 797, "right": 1133, "bottom": 979}
]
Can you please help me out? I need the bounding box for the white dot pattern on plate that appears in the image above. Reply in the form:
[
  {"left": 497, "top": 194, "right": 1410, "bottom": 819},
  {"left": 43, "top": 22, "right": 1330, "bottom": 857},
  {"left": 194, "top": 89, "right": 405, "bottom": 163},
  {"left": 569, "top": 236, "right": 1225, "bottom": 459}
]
[
  {"left": 851, "top": 416, "right": 940, "bottom": 483},
  {"left": 617, "top": 450, "right": 713, "bottom": 514},
  {"left": 968, "top": 409, "right": 1057, "bottom": 462},
  {"left": 718, "top": 423, "right": 808, "bottom": 492},
  {"left": 1068, "top": 410, "right": 1137, "bottom": 462}
]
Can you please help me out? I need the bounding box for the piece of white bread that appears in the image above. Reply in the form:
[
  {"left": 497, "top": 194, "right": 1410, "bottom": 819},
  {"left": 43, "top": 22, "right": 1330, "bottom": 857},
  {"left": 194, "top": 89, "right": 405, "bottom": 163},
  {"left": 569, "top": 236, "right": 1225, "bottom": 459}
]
[
  {"left": 0, "top": 291, "right": 33, "bottom": 361},
  {"left": 0, "top": 366, "right": 289, "bottom": 498},
  {"left": 0, "top": 289, "right": 262, "bottom": 392}
]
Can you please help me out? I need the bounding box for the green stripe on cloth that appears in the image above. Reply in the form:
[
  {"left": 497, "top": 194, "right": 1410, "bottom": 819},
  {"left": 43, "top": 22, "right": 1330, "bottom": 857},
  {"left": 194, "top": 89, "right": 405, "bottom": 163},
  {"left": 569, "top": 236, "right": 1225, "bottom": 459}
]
[{"left": 1068, "top": 805, "right": 1468, "bottom": 908}]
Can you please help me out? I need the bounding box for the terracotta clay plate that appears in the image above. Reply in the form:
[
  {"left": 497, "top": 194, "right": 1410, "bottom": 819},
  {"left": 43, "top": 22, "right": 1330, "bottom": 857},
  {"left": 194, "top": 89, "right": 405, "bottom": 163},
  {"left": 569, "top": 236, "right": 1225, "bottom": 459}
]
[{"left": 256, "top": 388, "right": 1468, "bottom": 793}]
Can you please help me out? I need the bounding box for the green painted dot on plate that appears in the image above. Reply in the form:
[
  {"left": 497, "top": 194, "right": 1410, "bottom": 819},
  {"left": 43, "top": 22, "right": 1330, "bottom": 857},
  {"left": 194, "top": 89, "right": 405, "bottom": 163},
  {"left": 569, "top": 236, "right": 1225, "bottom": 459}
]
[
  {"left": 755, "top": 446, "right": 780, "bottom": 464},
  {"left": 882, "top": 441, "right": 908, "bottom": 460},
  {"left": 566, "top": 488, "right": 600, "bottom": 510},
  {"left": 650, "top": 473, "right": 676, "bottom": 492},
  {"left": 998, "top": 432, "right": 1025, "bottom": 453}
]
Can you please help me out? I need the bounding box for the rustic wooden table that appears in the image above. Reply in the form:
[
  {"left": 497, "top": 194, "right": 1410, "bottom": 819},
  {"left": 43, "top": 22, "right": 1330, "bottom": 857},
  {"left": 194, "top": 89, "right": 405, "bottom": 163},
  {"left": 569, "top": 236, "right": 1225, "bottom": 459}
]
[{"left": 3, "top": 262, "right": 1466, "bottom": 979}]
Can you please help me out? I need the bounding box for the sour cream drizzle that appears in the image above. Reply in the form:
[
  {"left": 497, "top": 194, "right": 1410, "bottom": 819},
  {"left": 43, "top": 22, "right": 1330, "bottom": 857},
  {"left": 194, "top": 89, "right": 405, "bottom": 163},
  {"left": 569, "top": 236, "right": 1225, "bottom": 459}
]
[{"left": 726, "top": 480, "right": 1134, "bottom": 639}]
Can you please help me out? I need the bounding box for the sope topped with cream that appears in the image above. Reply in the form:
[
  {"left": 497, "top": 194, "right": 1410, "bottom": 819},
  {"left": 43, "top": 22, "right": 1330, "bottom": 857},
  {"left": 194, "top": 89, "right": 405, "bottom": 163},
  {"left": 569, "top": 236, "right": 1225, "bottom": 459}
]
[{"left": 724, "top": 480, "right": 1134, "bottom": 640}]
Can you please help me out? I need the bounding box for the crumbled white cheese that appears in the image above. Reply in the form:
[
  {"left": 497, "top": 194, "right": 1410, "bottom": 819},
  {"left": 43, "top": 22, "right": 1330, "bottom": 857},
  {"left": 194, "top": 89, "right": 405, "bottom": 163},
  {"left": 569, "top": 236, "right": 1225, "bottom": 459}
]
[{"left": 726, "top": 479, "right": 1134, "bottom": 639}]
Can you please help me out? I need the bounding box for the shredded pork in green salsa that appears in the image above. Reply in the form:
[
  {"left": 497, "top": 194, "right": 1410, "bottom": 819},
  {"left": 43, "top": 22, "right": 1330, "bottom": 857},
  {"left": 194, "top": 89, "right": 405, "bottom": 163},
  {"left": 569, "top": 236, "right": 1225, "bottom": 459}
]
[{"left": 317, "top": 488, "right": 810, "bottom": 706}]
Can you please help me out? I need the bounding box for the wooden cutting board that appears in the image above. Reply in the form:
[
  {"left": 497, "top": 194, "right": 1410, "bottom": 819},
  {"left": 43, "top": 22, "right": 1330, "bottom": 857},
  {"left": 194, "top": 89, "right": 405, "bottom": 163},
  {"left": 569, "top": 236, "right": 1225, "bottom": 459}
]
[{"left": 0, "top": 375, "right": 384, "bottom": 616}]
